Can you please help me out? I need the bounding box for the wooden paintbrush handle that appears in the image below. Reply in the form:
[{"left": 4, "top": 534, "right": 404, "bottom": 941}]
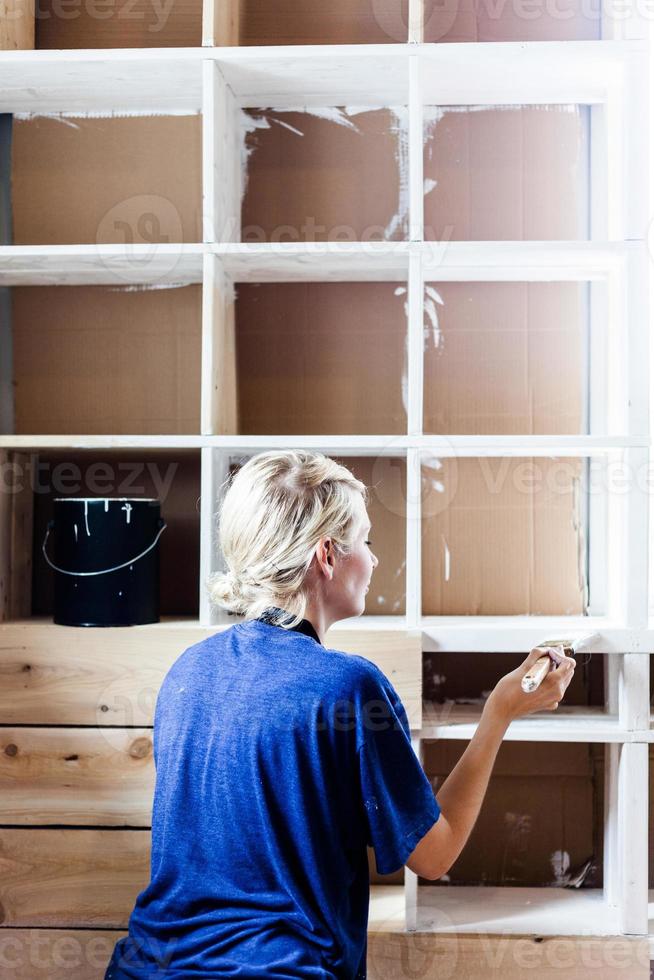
[{"left": 521, "top": 654, "right": 553, "bottom": 693}]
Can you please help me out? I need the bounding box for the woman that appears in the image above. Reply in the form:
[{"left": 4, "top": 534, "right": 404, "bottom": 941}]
[{"left": 105, "top": 450, "right": 575, "bottom": 979}]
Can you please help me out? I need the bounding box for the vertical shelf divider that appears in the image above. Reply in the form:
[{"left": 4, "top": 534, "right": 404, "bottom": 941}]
[
  {"left": 199, "top": 447, "right": 233, "bottom": 626},
  {"left": 202, "top": 58, "right": 242, "bottom": 245}
]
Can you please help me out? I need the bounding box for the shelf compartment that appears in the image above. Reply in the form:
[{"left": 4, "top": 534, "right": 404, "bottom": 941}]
[
  {"left": 422, "top": 280, "right": 590, "bottom": 436},
  {"left": 423, "top": 104, "right": 590, "bottom": 242},
  {"left": 424, "top": 739, "right": 603, "bottom": 888},
  {"left": 233, "top": 282, "right": 408, "bottom": 435},
  {"left": 236, "top": 0, "right": 411, "bottom": 46},
  {"left": 9, "top": 284, "right": 201, "bottom": 436},
  {"left": 420, "top": 455, "right": 599, "bottom": 617},
  {"left": 241, "top": 107, "right": 409, "bottom": 244},
  {"left": 12, "top": 114, "right": 202, "bottom": 247},
  {"left": 422, "top": 0, "right": 601, "bottom": 43},
  {"left": 28, "top": 449, "right": 201, "bottom": 621},
  {"left": 35, "top": 0, "right": 202, "bottom": 49},
  {"left": 204, "top": 452, "right": 407, "bottom": 618}
]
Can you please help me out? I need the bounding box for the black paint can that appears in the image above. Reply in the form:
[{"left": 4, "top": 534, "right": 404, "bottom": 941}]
[{"left": 44, "top": 498, "right": 166, "bottom": 627}]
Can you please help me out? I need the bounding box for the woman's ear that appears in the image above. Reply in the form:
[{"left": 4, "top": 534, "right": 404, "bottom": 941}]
[{"left": 315, "top": 537, "right": 335, "bottom": 579}]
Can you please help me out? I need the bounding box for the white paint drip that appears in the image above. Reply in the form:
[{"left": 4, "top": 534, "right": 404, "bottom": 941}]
[
  {"left": 121, "top": 502, "right": 133, "bottom": 525},
  {"left": 551, "top": 849, "right": 571, "bottom": 885},
  {"left": 424, "top": 285, "right": 444, "bottom": 351},
  {"left": 423, "top": 455, "right": 443, "bottom": 470},
  {"left": 401, "top": 332, "right": 409, "bottom": 418},
  {"left": 73, "top": 523, "right": 78, "bottom": 543},
  {"left": 273, "top": 118, "right": 305, "bottom": 137},
  {"left": 431, "top": 672, "right": 447, "bottom": 685},
  {"left": 376, "top": 595, "right": 387, "bottom": 606},
  {"left": 394, "top": 286, "right": 407, "bottom": 296},
  {"left": 302, "top": 107, "right": 361, "bottom": 131},
  {"left": 104, "top": 500, "right": 109, "bottom": 512},
  {"left": 83, "top": 501, "right": 91, "bottom": 537},
  {"left": 108, "top": 283, "right": 189, "bottom": 293},
  {"left": 441, "top": 534, "right": 451, "bottom": 582},
  {"left": 424, "top": 178, "right": 437, "bottom": 195}
]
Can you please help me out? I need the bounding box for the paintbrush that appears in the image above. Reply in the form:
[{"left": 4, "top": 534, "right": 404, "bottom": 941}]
[{"left": 521, "top": 634, "right": 599, "bottom": 693}]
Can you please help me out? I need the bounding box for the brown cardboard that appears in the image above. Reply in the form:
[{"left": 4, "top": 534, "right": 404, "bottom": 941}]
[
  {"left": 421, "top": 457, "right": 586, "bottom": 615},
  {"left": 31, "top": 449, "right": 201, "bottom": 617},
  {"left": 334, "top": 456, "right": 407, "bottom": 616},
  {"left": 12, "top": 116, "right": 202, "bottom": 245},
  {"left": 235, "top": 282, "right": 407, "bottom": 434},
  {"left": 423, "top": 0, "right": 601, "bottom": 42},
  {"left": 36, "top": 0, "right": 201, "bottom": 48},
  {"left": 423, "top": 281, "right": 585, "bottom": 435},
  {"left": 423, "top": 651, "right": 605, "bottom": 706},
  {"left": 242, "top": 109, "right": 407, "bottom": 243},
  {"left": 239, "top": 0, "right": 410, "bottom": 45},
  {"left": 12, "top": 284, "right": 201, "bottom": 434},
  {"left": 424, "top": 106, "right": 587, "bottom": 241},
  {"left": 423, "top": 740, "right": 600, "bottom": 887}
]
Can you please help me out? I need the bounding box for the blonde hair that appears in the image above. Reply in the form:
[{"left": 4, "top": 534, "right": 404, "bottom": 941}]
[{"left": 207, "top": 451, "right": 368, "bottom": 629}]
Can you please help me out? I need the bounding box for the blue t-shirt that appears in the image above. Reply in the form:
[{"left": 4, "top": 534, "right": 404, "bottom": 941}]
[{"left": 106, "top": 615, "right": 441, "bottom": 979}]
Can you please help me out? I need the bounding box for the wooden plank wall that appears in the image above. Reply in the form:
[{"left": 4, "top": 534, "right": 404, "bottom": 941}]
[{"left": 0, "top": 614, "right": 422, "bottom": 977}]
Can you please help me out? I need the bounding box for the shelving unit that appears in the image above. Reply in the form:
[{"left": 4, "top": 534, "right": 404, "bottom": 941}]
[{"left": 0, "top": 0, "right": 651, "bottom": 975}]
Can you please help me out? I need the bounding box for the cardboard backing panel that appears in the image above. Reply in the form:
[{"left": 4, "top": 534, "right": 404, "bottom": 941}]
[
  {"left": 424, "top": 740, "right": 602, "bottom": 887},
  {"left": 423, "top": 281, "right": 586, "bottom": 435},
  {"left": 31, "top": 450, "right": 200, "bottom": 617},
  {"left": 11, "top": 284, "right": 202, "bottom": 435},
  {"left": 424, "top": 106, "right": 588, "bottom": 241},
  {"left": 235, "top": 282, "right": 408, "bottom": 435},
  {"left": 239, "top": 0, "right": 410, "bottom": 45},
  {"left": 242, "top": 109, "right": 408, "bottom": 243},
  {"left": 423, "top": 0, "right": 601, "bottom": 42},
  {"left": 35, "top": 0, "right": 202, "bottom": 48},
  {"left": 11, "top": 115, "right": 202, "bottom": 246},
  {"left": 421, "top": 456, "right": 587, "bottom": 615}
]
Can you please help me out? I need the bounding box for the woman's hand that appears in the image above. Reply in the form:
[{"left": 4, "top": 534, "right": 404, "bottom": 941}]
[{"left": 484, "top": 645, "right": 576, "bottom": 725}]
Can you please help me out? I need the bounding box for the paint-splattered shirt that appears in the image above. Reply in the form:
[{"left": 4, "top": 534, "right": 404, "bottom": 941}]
[{"left": 105, "top": 613, "right": 441, "bottom": 979}]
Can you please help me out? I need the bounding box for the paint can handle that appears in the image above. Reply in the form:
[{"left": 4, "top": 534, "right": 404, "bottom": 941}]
[{"left": 42, "top": 518, "right": 167, "bottom": 577}]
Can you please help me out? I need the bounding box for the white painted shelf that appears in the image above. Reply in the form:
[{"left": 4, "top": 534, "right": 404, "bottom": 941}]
[
  {"left": 0, "top": 244, "right": 204, "bottom": 286},
  {"left": 0, "top": 41, "right": 645, "bottom": 115},
  {"left": 422, "top": 701, "right": 629, "bottom": 743},
  {"left": 415, "top": 885, "right": 619, "bottom": 937},
  {"left": 421, "top": 618, "right": 654, "bottom": 653},
  {"left": 0, "top": 242, "right": 635, "bottom": 287},
  {"left": 0, "top": 434, "right": 643, "bottom": 452}
]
